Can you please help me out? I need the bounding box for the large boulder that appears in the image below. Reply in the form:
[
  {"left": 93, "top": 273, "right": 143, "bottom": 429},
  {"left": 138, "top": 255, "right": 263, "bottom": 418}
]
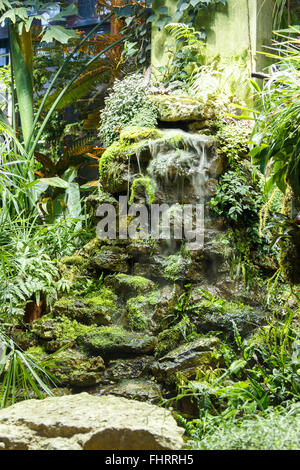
[
  {"left": 149, "top": 94, "right": 215, "bottom": 122},
  {"left": 0, "top": 393, "right": 184, "bottom": 450}
]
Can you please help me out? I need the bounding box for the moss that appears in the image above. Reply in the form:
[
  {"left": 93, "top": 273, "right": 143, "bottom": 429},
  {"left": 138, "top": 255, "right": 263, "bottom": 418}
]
[
  {"left": 60, "top": 256, "right": 88, "bottom": 267},
  {"left": 147, "top": 290, "right": 161, "bottom": 306},
  {"left": 80, "top": 325, "right": 156, "bottom": 356},
  {"left": 84, "top": 237, "right": 102, "bottom": 253},
  {"left": 110, "top": 273, "right": 155, "bottom": 295},
  {"left": 129, "top": 176, "right": 156, "bottom": 205},
  {"left": 120, "top": 126, "right": 163, "bottom": 143},
  {"left": 81, "top": 288, "right": 118, "bottom": 316},
  {"left": 279, "top": 237, "right": 300, "bottom": 285},
  {"left": 155, "top": 316, "right": 192, "bottom": 358},
  {"left": 25, "top": 345, "right": 46, "bottom": 358},
  {"left": 164, "top": 253, "right": 189, "bottom": 281},
  {"left": 99, "top": 139, "right": 143, "bottom": 188},
  {"left": 54, "top": 287, "right": 117, "bottom": 325},
  {"left": 55, "top": 316, "right": 99, "bottom": 342},
  {"left": 126, "top": 297, "right": 149, "bottom": 332}
]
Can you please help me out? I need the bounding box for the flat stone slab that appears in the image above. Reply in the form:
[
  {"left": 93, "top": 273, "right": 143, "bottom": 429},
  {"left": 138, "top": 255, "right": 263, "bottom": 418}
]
[{"left": 0, "top": 393, "right": 184, "bottom": 450}]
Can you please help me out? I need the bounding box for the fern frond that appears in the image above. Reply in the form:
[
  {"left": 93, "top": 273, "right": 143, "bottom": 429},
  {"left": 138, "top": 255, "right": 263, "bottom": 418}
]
[
  {"left": 64, "top": 137, "right": 95, "bottom": 158},
  {"left": 44, "top": 65, "right": 109, "bottom": 112},
  {"left": 164, "top": 22, "right": 205, "bottom": 48}
]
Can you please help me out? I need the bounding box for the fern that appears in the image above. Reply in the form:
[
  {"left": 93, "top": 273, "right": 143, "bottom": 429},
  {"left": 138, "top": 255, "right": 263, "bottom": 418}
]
[
  {"left": 43, "top": 64, "right": 109, "bottom": 112},
  {"left": 165, "top": 23, "right": 205, "bottom": 51}
]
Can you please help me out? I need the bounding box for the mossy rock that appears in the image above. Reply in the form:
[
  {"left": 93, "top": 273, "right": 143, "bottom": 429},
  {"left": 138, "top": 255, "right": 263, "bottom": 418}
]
[
  {"left": 279, "top": 237, "right": 300, "bottom": 285},
  {"left": 187, "top": 289, "right": 266, "bottom": 338},
  {"left": 107, "top": 379, "right": 162, "bottom": 404},
  {"left": 84, "top": 193, "right": 119, "bottom": 221},
  {"left": 11, "top": 330, "right": 38, "bottom": 350},
  {"left": 154, "top": 316, "right": 194, "bottom": 358},
  {"left": 48, "top": 348, "right": 105, "bottom": 388},
  {"left": 125, "top": 292, "right": 161, "bottom": 333},
  {"left": 92, "top": 245, "right": 131, "bottom": 274},
  {"left": 78, "top": 325, "right": 157, "bottom": 358},
  {"left": 60, "top": 256, "right": 89, "bottom": 268},
  {"left": 120, "top": 126, "right": 163, "bottom": 143},
  {"left": 53, "top": 287, "right": 120, "bottom": 325},
  {"left": 99, "top": 140, "right": 143, "bottom": 194},
  {"left": 31, "top": 316, "right": 99, "bottom": 349},
  {"left": 25, "top": 345, "right": 46, "bottom": 359},
  {"left": 152, "top": 336, "right": 221, "bottom": 385},
  {"left": 104, "top": 356, "right": 154, "bottom": 382},
  {"left": 149, "top": 94, "right": 215, "bottom": 122},
  {"left": 164, "top": 253, "right": 191, "bottom": 281},
  {"left": 104, "top": 274, "right": 156, "bottom": 299},
  {"left": 129, "top": 176, "right": 156, "bottom": 205}
]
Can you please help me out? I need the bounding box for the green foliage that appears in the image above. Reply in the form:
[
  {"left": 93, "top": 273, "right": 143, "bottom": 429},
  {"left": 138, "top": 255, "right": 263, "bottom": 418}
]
[
  {"left": 166, "top": 308, "right": 300, "bottom": 450},
  {"left": 0, "top": 330, "right": 61, "bottom": 408},
  {"left": 189, "top": 54, "right": 252, "bottom": 104},
  {"left": 99, "top": 73, "right": 158, "bottom": 146},
  {"left": 111, "top": 0, "right": 153, "bottom": 68},
  {"left": 250, "top": 27, "right": 300, "bottom": 196},
  {"left": 209, "top": 171, "right": 263, "bottom": 226},
  {"left": 187, "top": 404, "right": 300, "bottom": 450},
  {"left": 0, "top": 1, "right": 78, "bottom": 43},
  {"left": 174, "top": 0, "right": 226, "bottom": 26},
  {"left": 216, "top": 122, "right": 252, "bottom": 168},
  {"left": 158, "top": 23, "right": 205, "bottom": 87}
]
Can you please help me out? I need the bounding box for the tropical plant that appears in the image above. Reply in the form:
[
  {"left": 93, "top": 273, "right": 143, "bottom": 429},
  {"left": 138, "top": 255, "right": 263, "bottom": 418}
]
[
  {"left": 250, "top": 26, "right": 300, "bottom": 197},
  {"left": 209, "top": 171, "right": 264, "bottom": 226},
  {"left": 99, "top": 72, "right": 157, "bottom": 146},
  {"left": 0, "top": 329, "right": 62, "bottom": 408},
  {"left": 0, "top": 3, "right": 124, "bottom": 165}
]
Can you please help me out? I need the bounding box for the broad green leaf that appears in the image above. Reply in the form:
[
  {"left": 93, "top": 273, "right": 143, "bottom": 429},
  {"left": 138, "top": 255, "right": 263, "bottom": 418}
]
[
  {"left": 40, "top": 177, "right": 69, "bottom": 189},
  {"left": 42, "top": 26, "right": 78, "bottom": 44}
]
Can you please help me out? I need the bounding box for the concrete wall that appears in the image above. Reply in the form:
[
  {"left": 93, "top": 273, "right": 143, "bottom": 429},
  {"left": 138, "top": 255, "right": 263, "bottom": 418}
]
[{"left": 151, "top": 0, "right": 275, "bottom": 74}]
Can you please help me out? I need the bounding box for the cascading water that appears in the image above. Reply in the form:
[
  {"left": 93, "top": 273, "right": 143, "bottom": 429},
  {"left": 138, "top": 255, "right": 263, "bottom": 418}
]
[{"left": 144, "top": 129, "right": 218, "bottom": 249}]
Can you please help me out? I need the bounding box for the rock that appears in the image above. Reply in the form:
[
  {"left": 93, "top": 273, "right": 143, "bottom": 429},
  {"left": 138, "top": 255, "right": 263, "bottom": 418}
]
[
  {"left": 11, "top": 330, "right": 38, "bottom": 350},
  {"left": 49, "top": 349, "right": 105, "bottom": 388},
  {"left": 92, "top": 245, "right": 131, "bottom": 273},
  {"left": 188, "top": 288, "right": 266, "bottom": 337},
  {"left": 104, "top": 356, "right": 154, "bottom": 382},
  {"left": 152, "top": 336, "right": 221, "bottom": 385},
  {"left": 53, "top": 296, "right": 113, "bottom": 326},
  {"left": 154, "top": 317, "right": 194, "bottom": 358},
  {"left": 153, "top": 284, "right": 182, "bottom": 329},
  {"left": 85, "top": 192, "right": 119, "bottom": 223},
  {"left": 30, "top": 316, "right": 98, "bottom": 352},
  {"left": 149, "top": 94, "right": 215, "bottom": 122},
  {"left": 78, "top": 325, "right": 157, "bottom": 358},
  {"left": 0, "top": 393, "right": 184, "bottom": 450},
  {"left": 126, "top": 295, "right": 156, "bottom": 333},
  {"left": 101, "top": 379, "right": 162, "bottom": 403},
  {"left": 133, "top": 256, "right": 167, "bottom": 279},
  {"left": 104, "top": 273, "right": 155, "bottom": 298}
]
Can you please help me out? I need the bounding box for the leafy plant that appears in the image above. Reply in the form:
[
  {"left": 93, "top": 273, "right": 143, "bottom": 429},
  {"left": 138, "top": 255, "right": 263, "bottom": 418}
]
[
  {"left": 209, "top": 170, "right": 264, "bottom": 226},
  {"left": 0, "top": 330, "right": 62, "bottom": 408},
  {"left": 250, "top": 26, "right": 300, "bottom": 197},
  {"left": 99, "top": 72, "right": 157, "bottom": 146}
]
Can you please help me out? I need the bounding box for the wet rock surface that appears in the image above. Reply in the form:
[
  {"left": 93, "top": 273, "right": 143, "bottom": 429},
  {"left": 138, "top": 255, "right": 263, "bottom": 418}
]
[
  {"left": 78, "top": 326, "right": 157, "bottom": 358},
  {"left": 152, "top": 336, "right": 221, "bottom": 385}
]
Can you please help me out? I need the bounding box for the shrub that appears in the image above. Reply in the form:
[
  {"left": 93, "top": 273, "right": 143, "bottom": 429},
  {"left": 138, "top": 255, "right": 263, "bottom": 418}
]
[{"left": 99, "top": 73, "right": 157, "bottom": 147}]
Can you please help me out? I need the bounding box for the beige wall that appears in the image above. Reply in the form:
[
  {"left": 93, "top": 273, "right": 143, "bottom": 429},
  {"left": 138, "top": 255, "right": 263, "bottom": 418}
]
[{"left": 151, "top": 0, "right": 275, "bottom": 74}]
